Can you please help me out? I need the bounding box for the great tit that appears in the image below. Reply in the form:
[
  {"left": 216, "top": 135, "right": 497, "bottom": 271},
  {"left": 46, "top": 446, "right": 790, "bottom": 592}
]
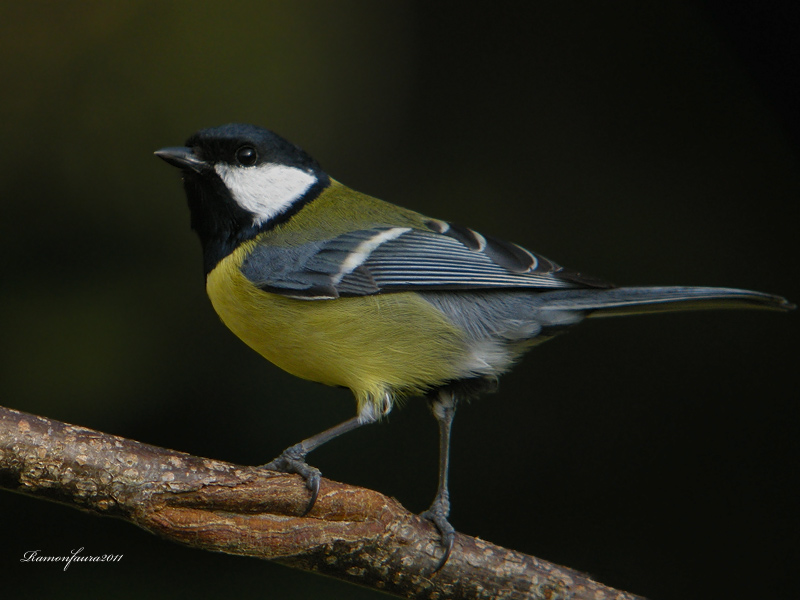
[{"left": 156, "top": 123, "right": 793, "bottom": 568}]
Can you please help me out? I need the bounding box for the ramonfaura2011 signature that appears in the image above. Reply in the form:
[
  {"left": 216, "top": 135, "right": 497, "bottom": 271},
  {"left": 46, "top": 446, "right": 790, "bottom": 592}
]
[{"left": 20, "top": 547, "right": 123, "bottom": 571}]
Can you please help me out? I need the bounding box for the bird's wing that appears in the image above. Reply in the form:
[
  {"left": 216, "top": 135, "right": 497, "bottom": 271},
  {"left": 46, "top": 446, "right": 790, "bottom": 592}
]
[{"left": 241, "top": 223, "right": 611, "bottom": 299}]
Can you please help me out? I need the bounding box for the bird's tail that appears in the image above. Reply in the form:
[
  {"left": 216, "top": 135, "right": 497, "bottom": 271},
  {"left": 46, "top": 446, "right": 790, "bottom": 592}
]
[{"left": 536, "top": 286, "right": 794, "bottom": 318}]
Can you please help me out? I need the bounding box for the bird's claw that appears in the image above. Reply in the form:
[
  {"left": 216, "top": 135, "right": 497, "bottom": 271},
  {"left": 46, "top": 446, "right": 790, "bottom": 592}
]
[
  {"left": 262, "top": 445, "right": 321, "bottom": 516},
  {"left": 421, "top": 502, "right": 456, "bottom": 572}
]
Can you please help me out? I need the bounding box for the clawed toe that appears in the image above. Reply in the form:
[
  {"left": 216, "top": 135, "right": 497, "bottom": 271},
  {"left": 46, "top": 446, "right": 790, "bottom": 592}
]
[
  {"left": 300, "top": 471, "right": 320, "bottom": 515},
  {"left": 421, "top": 503, "right": 456, "bottom": 572},
  {"left": 262, "top": 446, "right": 321, "bottom": 516}
]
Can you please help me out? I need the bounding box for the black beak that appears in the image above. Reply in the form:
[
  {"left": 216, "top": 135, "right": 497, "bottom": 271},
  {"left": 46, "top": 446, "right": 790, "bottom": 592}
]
[{"left": 154, "top": 146, "right": 207, "bottom": 173}]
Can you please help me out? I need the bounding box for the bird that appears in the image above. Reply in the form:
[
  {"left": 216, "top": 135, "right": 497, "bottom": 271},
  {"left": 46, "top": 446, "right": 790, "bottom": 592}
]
[{"left": 155, "top": 123, "right": 793, "bottom": 570}]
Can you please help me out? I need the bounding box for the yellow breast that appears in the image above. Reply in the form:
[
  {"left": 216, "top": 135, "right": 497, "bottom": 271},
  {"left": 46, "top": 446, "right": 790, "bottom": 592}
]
[{"left": 205, "top": 242, "right": 471, "bottom": 413}]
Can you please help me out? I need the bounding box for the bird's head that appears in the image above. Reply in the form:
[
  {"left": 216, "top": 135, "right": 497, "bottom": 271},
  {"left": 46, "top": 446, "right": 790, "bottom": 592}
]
[{"left": 156, "top": 123, "right": 329, "bottom": 273}]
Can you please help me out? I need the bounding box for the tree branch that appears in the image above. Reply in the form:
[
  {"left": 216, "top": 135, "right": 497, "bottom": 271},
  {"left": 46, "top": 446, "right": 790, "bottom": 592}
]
[{"left": 0, "top": 405, "right": 643, "bottom": 599}]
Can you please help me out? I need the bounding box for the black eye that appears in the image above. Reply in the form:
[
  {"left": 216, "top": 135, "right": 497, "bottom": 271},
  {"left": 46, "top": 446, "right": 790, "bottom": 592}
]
[{"left": 235, "top": 145, "right": 258, "bottom": 166}]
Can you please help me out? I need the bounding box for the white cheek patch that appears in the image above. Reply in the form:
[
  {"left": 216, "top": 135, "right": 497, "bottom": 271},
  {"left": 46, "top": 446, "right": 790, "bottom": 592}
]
[{"left": 215, "top": 162, "right": 318, "bottom": 226}]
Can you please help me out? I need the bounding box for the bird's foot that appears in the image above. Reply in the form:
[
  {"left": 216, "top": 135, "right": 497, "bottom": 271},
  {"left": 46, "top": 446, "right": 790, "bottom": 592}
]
[
  {"left": 421, "top": 497, "right": 455, "bottom": 572},
  {"left": 262, "top": 443, "right": 321, "bottom": 516}
]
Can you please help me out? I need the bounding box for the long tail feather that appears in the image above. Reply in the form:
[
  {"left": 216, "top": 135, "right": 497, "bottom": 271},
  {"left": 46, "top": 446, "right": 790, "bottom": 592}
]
[{"left": 536, "top": 286, "right": 795, "bottom": 317}]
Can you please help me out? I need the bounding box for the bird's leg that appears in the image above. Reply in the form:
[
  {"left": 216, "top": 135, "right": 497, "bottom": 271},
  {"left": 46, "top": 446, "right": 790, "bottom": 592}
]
[
  {"left": 262, "top": 415, "right": 367, "bottom": 516},
  {"left": 421, "top": 389, "right": 457, "bottom": 571}
]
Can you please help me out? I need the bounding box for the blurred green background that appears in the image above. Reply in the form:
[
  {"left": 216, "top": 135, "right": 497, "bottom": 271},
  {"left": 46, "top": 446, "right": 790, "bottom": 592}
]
[{"left": 1, "top": 2, "right": 797, "bottom": 598}]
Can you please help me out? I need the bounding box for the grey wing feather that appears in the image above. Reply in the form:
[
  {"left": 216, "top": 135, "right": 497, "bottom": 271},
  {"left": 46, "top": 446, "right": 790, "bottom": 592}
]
[{"left": 242, "top": 225, "right": 610, "bottom": 299}]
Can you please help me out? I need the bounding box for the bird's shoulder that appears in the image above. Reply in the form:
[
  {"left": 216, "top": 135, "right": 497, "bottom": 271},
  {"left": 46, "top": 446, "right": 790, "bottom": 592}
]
[{"left": 239, "top": 180, "right": 611, "bottom": 299}]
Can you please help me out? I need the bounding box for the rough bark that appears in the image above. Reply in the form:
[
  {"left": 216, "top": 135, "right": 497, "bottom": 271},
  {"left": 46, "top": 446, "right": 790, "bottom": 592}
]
[{"left": 0, "top": 405, "right": 644, "bottom": 600}]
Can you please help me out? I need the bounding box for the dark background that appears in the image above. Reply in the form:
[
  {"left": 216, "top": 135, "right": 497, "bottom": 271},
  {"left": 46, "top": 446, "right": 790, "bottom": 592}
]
[{"left": 1, "top": 2, "right": 797, "bottom": 598}]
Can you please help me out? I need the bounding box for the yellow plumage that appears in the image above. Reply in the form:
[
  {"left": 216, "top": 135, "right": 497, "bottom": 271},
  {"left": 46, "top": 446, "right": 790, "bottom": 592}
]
[{"left": 206, "top": 237, "right": 471, "bottom": 415}]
